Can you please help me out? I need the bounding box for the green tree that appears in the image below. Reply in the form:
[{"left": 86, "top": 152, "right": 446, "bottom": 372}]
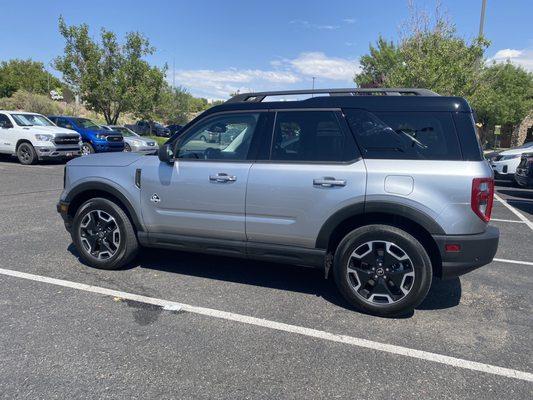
[
  {"left": 473, "top": 62, "right": 533, "bottom": 128},
  {"left": 355, "top": 14, "right": 487, "bottom": 97},
  {"left": 354, "top": 4, "right": 532, "bottom": 144},
  {"left": 54, "top": 17, "right": 166, "bottom": 124},
  {"left": 355, "top": 37, "right": 401, "bottom": 88},
  {"left": 0, "top": 59, "right": 61, "bottom": 97},
  {"left": 154, "top": 85, "right": 193, "bottom": 124}
]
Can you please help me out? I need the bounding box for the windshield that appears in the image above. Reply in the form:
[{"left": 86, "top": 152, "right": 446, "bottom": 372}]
[
  {"left": 12, "top": 114, "right": 54, "bottom": 127},
  {"left": 73, "top": 118, "right": 101, "bottom": 130},
  {"left": 112, "top": 126, "right": 138, "bottom": 137}
]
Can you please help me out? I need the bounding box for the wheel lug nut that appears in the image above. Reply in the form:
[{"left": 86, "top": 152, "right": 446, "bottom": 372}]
[
  {"left": 383, "top": 275, "right": 387, "bottom": 279},
  {"left": 374, "top": 275, "right": 378, "bottom": 279}
]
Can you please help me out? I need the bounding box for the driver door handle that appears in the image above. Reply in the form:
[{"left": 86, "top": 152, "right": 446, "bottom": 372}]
[
  {"left": 313, "top": 177, "right": 346, "bottom": 187},
  {"left": 209, "top": 173, "right": 237, "bottom": 183}
]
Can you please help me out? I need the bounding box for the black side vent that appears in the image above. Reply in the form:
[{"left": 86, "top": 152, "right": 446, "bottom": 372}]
[{"left": 135, "top": 169, "right": 142, "bottom": 188}]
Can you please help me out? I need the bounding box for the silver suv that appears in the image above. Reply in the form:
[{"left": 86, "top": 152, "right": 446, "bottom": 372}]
[{"left": 57, "top": 88, "right": 499, "bottom": 316}]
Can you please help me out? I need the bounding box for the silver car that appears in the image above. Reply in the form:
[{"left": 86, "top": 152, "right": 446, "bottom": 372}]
[
  {"left": 102, "top": 125, "right": 159, "bottom": 154},
  {"left": 58, "top": 88, "right": 499, "bottom": 317}
]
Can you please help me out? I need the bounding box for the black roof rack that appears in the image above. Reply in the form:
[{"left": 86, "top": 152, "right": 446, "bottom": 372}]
[{"left": 226, "top": 88, "right": 439, "bottom": 103}]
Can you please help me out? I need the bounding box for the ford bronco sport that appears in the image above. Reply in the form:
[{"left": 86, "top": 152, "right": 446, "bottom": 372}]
[{"left": 57, "top": 88, "right": 499, "bottom": 316}]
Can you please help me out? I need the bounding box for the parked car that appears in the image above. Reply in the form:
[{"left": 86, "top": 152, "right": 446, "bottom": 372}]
[
  {"left": 489, "top": 141, "right": 533, "bottom": 179},
  {"left": 57, "top": 88, "right": 499, "bottom": 317},
  {"left": 48, "top": 116, "right": 124, "bottom": 155},
  {"left": 0, "top": 110, "right": 81, "bottom": 165},
  {"left": 125, "top": 120, "right": 171, "bottom": 137},
  {"left": 101, "top": 125, "right": 159, "bottom": 154},
  {"left": 514, "top": 151, "right": 533, "bottom": 188},
  {"left": 166, "top": 124, "right": 184, "bottom": 135}
]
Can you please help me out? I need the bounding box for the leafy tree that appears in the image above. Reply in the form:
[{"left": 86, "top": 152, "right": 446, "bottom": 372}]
[
  {"left": 355, "top": 13, "right": 487, "bottom": 97},
  {"left": 154, "top": 85, "right": 193, "bottom": 124},
  {"left": 355, "top": 37, "right": 401, "bottom": 88},
  {"left": 54, "top": 17, "right": 166, "bottom": 124},
  {"left": 354, "top": 4, "right": 532, "bottom": 143},
  {"left": 472, "top": 62, "right": 533, "bottom": 128},
  {"left": 0, "top": 59, "right": 61, "bottom": 98}
]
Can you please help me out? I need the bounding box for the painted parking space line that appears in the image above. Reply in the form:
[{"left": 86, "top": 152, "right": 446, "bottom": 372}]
[
  {"left": 0, "top": 267, "right": 532, "bottom": 383},
  {"left": 490, "top": 218, "right": 524, "bottom": 223},
  {"left": 0, "top": 189, "right": 62, "bottom": 198},
  {"left": 493, "top": 258, "right": 533, "bottom": 266},
  {"left": 494, "top": 193, "right": 533, "bottom": 231}
]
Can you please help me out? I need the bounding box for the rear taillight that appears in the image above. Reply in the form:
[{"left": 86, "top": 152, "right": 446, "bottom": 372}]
[{"left": 471, "top": 177, "right": 494, "bottom": 222}]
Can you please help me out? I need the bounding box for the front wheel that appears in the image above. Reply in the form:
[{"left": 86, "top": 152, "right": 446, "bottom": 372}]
[
  {"left": 17, "top": 142, "right": 37, "bottom": 165},
  {"left": 333, "top": 224, "right": 432, "bottom": 317},
  {"left": 72, "top": 198, "right": 139, "bottom": 269},
  {"left": 81, "top": 142, "right": 94, "bottom": 155},
  {"left": 124, "top": 143, "right": 132, "bottom": 152}
]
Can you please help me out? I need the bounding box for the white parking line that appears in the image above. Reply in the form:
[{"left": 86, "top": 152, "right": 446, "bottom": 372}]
[
  {"left": 490, "top": 218, "right": 524, "bottom": 223},
  {"left": 493, "top": 258, "right": 533, "bottom": 266},
  {"left": 0, "top": 267, "right": 532, "bottom": 383},
  {"left": 494, "top": 194, "right": 533, "bottom": 231}
]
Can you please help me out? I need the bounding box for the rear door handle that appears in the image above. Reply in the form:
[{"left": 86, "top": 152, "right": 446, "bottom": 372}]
[
  {"left": 313, "top": 177, "right": 346, "bottom": 187},
  {"left": 209, "top": 173, "right": 237, "bottom": 183}
]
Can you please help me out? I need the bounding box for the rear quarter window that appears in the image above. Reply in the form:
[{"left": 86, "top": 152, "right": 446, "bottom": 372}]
[{"left": 344, "top": 109, "right": 462, "bottom": 161}]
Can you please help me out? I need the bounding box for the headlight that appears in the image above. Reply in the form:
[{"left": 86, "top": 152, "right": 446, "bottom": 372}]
[
  {"left": 131, "top": 139, "right": 143, "bottom": 145},
  {"left": 35, "top": 134, "right": 53, "bottom": 141},
  {"left": 95, "top": 134, "right": 108, "bottom": 139},
  {"left": 501, "top": 154, "right": 520, "bottom": 160}
]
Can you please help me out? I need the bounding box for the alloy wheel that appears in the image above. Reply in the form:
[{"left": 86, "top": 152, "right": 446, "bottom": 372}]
[
  {"left": 346, "top": 240, "right": 415, "bottom": 305},
  {"left": 19, "top": 146, "right": 31, "bottom": 162},
  {"left": 79, "top": 210, "right": 121, "bottom": 260}
]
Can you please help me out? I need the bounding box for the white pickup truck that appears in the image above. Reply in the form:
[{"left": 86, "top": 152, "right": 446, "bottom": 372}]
[{"left": 0, "top": 110, "right": 81, "bottom": 164}]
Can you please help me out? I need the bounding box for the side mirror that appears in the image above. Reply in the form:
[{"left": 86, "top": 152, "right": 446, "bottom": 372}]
[{"left": 158, "top": 143, "right": 174, "bottom": 163}]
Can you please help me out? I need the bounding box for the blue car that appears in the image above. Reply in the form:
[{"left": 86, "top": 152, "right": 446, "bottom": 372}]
[{"left": 48, "top": 115, "right": 124, "bottom": 155}]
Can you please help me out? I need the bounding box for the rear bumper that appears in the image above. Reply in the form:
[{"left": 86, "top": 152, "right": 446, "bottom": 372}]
[{"left": 432, "top": 226, "right": 499, "bottom": 279}]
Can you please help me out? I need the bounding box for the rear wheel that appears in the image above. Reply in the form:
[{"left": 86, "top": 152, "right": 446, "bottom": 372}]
[
  {"left": 17, "top": 142, "right": 37, "bottom": 165},
  {"left": 72, "top": 198, "right": 139, "bottom": 269},
  {"left": 333, "top": 224, "right": 432, "bottom": 317}
]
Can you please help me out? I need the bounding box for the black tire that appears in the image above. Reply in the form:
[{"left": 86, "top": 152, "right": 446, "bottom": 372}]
[
  {"left": 17, "top": 142, "right": 37, "bottom": 165},
  {"left": 333, "top": 224, "right": 432, "bottom": 317},
  {"left": 81, "top": 142, "right": 95, "bottom": 155},
  {"left": 124, "top": 143, "right": 132, "bottom": 152},
  {"left": 72, "top": 198, "right": 139, "bottom": 270}
]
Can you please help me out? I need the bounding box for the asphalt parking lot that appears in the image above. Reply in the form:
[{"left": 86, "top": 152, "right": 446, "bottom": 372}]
[{"left": 0, "top": 158, "right": 532, "bottom": 399}]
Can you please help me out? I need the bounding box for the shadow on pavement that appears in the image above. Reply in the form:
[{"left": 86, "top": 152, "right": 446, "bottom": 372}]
[
  {"left": 497, "top": 189, "right": 533, "bottom": 201},
  {"left": 69, "top": 244, "right": 463, "bottom": 318}
]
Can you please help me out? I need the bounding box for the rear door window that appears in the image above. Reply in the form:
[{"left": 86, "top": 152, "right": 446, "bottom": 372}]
[
  {"left": 344, "top": 109, "right": 462, "bottom": 160},
  {"left": 270, "top": 110, "right": 358, "bottom": 162}
]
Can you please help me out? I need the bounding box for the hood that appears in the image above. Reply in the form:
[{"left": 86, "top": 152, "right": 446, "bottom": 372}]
[
  {"left": 499, "top": 146, "right": 533, "bottom": 156},
  {"left": 125, "top": 136, "right": 157, "bottom": 145},
  {"left": 25, "top": 125, "right": 79, "bottom": 136},
  {"left": 67, "top": 152, "right": 144, "bottom": 167}
]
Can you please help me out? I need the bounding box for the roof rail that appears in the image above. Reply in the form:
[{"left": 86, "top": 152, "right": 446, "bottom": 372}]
[{"left": 226, "top": 88, "right": 439, "bottom": 103}]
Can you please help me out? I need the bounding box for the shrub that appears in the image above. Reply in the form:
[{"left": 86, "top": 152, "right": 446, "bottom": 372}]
[{"left": 0, "top": 90, "right": 60, "bottom": 115}]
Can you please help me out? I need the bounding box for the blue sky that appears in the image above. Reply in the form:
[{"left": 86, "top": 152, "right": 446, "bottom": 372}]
[{"left": 1, "top": 0, "right": 531, "bottom": 99}]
